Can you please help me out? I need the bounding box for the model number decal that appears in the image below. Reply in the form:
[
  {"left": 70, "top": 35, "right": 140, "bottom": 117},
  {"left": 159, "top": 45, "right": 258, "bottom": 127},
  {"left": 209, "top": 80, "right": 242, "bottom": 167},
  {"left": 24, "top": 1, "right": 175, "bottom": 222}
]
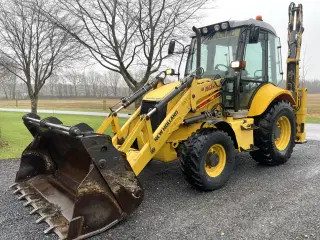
[
  {"left": 196, "top": 91, "right": 221, "bottom": 109},
  {"left": 205, "top": 85, "right": 213, "bottom": 91},
  {"left": 154, "top": 110, "right": 178, "bottom": 142}
]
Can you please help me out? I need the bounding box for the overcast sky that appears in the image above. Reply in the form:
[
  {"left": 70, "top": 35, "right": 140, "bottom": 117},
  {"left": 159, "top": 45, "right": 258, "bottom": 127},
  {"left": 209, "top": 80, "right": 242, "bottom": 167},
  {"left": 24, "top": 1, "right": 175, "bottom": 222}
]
[
  {"left": 199, "top": 0, "right": 318, "bottom": 80},
  {"left": 89, "top": 0, "right": 318, "bottom": 82}
]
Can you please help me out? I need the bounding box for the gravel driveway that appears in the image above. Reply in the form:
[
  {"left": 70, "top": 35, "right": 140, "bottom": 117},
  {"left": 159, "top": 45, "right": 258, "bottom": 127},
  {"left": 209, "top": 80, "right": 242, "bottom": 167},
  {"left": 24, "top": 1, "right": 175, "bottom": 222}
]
[{"left": 1, "top": 141, "right": 320, "bottom": 240}]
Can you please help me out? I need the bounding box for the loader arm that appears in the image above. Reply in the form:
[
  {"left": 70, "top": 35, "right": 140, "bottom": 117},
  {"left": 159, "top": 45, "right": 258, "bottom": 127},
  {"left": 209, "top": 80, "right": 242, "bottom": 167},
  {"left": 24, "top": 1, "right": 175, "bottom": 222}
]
[{"left": 97, "top": 74, "right": 198, "bottom": 175}]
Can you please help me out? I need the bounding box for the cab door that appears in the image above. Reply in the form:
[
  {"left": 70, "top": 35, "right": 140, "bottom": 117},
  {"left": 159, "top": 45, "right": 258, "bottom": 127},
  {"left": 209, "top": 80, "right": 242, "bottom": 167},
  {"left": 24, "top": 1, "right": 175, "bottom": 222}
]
[{"left": 239, "top": 31, "right": 268, "bottom": 109}]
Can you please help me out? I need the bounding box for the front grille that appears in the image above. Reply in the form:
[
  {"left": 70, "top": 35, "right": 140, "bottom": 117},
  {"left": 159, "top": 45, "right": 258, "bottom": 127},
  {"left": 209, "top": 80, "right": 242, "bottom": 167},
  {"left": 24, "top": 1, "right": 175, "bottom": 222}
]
[{"left": 141, "top": 100, "right": 167, "bottom": 131}]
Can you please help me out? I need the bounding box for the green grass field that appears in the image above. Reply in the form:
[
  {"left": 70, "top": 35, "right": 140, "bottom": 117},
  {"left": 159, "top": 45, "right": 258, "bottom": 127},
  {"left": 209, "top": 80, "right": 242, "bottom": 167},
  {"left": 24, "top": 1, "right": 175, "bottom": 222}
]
[
  {"left": 0, "top": 112, "right": 126, "bottom": 159},
  {"left": 1, "top": 93, "right": 320, "bottom": 159},
  {"left": 306, "top": 116, "right": 320, "bottom": 123}
]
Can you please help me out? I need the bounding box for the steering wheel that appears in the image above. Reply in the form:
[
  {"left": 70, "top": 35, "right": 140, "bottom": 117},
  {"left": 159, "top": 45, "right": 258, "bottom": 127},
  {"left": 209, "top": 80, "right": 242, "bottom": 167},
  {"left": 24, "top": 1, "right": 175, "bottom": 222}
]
[
  {"left": 254, "top": 70, "right": 263, "bottom": 79},
  {"left": 214, "top": 64, "right": 228, "bottom": 71}
]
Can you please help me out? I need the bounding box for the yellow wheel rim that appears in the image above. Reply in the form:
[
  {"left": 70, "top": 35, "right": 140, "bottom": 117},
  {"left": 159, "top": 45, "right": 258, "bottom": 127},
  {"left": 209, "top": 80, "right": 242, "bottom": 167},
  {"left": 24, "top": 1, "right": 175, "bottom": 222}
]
[
  {"left": 274, "top": 116, "right": 291, "bottom": 151},
  {"left": 205, "top": 144, "right": 226, "bottom": 177}
]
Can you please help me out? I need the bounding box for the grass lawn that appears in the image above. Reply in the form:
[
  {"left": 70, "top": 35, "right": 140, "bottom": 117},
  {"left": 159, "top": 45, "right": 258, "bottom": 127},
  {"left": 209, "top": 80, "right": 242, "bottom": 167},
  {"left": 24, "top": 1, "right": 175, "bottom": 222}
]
[
  {"left": 0, "top": 111, "right": 319, "bottom": 160},
  {"left": 0, "top": 112, "right": 126, "bottom": 159},
  {"left": 306, "top": 116, "right": 320, "bottom": 123}
]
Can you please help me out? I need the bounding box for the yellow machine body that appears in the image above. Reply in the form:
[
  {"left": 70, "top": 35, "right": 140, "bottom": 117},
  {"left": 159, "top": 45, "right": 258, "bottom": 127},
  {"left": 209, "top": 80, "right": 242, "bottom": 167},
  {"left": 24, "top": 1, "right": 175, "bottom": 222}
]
[{"left": 97, "top": 77, "right": 305, "bottom": 175}]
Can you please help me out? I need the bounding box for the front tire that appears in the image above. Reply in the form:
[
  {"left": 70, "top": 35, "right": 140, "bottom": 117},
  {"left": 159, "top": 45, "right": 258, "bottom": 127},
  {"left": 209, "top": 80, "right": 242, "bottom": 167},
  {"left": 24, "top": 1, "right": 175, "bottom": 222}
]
[
  {"left": 178, "top": 129, "right": 236, "bottom": 191},
  {"left": 250, "top": 101, "right": 296, "bottom": 165}
]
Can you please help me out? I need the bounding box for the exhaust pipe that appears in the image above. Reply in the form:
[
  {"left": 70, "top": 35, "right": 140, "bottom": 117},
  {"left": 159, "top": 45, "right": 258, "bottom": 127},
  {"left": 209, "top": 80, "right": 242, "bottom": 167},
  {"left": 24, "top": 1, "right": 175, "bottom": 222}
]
[{"left": 192, "top": 26, "right": 202, "bottom": 79}]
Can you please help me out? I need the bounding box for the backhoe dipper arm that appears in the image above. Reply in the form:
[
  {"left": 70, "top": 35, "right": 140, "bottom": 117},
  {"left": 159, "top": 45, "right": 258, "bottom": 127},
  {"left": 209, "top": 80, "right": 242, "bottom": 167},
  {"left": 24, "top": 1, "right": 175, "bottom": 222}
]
[{"left": 286, "top": 2, "right": 304, "bottom": 98}]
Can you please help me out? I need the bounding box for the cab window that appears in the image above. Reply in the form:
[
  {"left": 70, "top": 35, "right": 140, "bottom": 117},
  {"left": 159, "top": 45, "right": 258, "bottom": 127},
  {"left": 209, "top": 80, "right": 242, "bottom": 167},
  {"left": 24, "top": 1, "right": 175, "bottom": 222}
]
[
  {"left": 242, "top": 32, "right": 267, "bottom": 81},
  {"left": 240, "top": 31, "right": 267, "bottom": 109},
  {"left": 268, "top": 34, "right": 283, "bottom": 85}
]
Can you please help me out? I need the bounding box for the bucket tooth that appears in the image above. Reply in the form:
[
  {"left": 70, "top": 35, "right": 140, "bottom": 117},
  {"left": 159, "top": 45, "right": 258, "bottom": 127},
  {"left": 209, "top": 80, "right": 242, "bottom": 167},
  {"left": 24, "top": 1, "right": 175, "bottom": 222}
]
[
  {"left": 13, "top": 186, "right": 29, "bottom": 195},
  {"left": 18, "top": 192, "right": 33, "bottom": 200},
  {"left": 36, "top": 216, "right": 46, "bottom": 224},
  {"left": 36, "top": 215, "right": 48, "bottom": 224},
  {"left": 9, "top": 183, "right": 18, "bottom": 189},
  {"left": 36, "top": 212, "right": 56, "bottom": 224},
  {"left": 44, "top": 225, "right": 58, "bottom": 235},
  {"left": 23, "top": 198, "right": 40, "bottom": 207},
  {"left": 13, "top": 187, "right": 22, "bottom": 194},
  {"left": 30, "top": 206, "right": 44, "bottom": 215},
  {"left": 18, "top": 193, "right": 26, "bottom": 200}
]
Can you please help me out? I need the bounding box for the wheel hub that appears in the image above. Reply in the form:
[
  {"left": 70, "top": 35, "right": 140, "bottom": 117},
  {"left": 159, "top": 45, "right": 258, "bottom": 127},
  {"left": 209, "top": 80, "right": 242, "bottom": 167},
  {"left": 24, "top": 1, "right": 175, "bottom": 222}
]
[
  {"left": 204, "top": 144, "right": 227, "bottom": 178},
  {"left": 274, "top": 125, "right": 281, "bottom": 139},
  {"left": 206, "top": 153, "right": 219, "bottom": 167},
  {"left": 274, "top": 116, "right": 291, "bottom": 151}
]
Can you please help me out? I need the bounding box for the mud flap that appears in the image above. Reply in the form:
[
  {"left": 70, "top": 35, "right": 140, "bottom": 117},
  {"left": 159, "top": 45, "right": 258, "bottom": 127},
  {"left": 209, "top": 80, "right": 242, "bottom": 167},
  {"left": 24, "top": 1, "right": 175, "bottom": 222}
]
[{"left": 10, "top": 113, "right": 144, "bottom": 239}]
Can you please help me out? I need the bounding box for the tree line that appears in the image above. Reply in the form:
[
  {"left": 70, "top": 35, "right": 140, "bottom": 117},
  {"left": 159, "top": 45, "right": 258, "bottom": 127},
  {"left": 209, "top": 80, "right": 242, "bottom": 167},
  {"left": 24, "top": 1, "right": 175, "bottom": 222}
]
[
  {"left": 0, "top": 69, "right": 133, "bottom": 99},
  {"left": 2, "top": 71, "right": 320, "bottom": 100}
]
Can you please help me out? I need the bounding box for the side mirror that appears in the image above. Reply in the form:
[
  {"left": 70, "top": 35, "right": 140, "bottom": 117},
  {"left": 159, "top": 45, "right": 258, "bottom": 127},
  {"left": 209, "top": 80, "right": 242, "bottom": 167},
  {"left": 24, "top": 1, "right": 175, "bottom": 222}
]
[
  {"left": 168, "top": 40, "right": 176, "bottom": 55},
  {"left": 249, "top": 26, "right": 260, "bottom": 44},
  {"left": 165, "top": 68, "right": 175, "bottom": 76}
]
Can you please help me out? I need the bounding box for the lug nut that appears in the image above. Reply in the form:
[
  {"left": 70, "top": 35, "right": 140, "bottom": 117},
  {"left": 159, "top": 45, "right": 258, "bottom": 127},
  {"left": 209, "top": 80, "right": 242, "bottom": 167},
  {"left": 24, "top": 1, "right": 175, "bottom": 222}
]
[{"left": 98, "top": 159, "right": 107, "bottom": 169}]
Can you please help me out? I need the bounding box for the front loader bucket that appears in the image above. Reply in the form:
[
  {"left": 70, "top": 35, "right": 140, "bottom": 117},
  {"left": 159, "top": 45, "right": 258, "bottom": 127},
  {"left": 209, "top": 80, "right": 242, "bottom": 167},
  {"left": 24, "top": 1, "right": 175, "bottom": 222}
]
[{"left": 10, "top": 113, "right": 144, "bottom": 239}]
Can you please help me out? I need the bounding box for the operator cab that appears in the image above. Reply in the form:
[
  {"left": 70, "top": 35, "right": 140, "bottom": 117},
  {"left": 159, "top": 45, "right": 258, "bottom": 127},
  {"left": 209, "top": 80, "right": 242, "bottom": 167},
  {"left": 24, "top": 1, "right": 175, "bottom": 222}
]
[{"left": 185, "top": 17, "right": 284, "bottom": 112}]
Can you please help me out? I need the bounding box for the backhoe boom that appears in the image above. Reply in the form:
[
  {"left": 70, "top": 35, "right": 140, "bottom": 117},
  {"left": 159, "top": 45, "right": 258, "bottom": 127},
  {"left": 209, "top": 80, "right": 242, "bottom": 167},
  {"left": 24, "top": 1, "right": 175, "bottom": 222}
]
[{"left": 286, "top": 2, "right": 307, "bottom": 143}]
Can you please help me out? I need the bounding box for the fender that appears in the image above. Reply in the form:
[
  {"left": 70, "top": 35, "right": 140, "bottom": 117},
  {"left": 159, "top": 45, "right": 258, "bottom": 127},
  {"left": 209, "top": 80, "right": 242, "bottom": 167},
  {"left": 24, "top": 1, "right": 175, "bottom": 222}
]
[
  {"left": 206, "top": 120, "right": 238, "bottom": 149},
  {"left": 248, "top": 83, "right": 295, "bottom": 117}
]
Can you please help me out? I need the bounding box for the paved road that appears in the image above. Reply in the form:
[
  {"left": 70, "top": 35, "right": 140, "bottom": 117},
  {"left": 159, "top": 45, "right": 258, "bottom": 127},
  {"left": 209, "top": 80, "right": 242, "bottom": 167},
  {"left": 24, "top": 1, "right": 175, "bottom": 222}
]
[
  {"left": 1, "top": 107, "right": 320, "bottom": 239},
  {"left": 1, "top": 141, "right": 320, "bottom": 240},
  {"left": 307, "top": 124, "right": 320, "bottom": 141}
]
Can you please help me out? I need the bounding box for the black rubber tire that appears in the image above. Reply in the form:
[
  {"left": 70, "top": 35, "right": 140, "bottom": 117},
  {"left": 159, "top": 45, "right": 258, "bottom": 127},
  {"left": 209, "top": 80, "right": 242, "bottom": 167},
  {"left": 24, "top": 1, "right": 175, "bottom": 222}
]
[
  {"left": 250, "top": 101, "right": 296, "bottom": 165},
  {"left": 178, "top": 129, "right": 236, "bottom": 191}
]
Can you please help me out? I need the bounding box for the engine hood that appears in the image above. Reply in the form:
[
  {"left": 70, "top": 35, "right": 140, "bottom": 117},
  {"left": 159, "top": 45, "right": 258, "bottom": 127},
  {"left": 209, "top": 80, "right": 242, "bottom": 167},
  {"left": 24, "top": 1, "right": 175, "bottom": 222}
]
[{"left": 143, "top": 81, "right": 180, "bottom": 102}]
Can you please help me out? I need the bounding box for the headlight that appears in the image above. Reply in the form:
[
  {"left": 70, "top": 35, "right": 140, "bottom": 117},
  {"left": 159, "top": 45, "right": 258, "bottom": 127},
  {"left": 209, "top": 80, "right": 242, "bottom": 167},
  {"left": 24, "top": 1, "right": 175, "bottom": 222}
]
[
  {"left": 221, "top": 22, "right": 229, "bottom": 30},
  {"left": 231, "top": 61, "right": 240, "bottom": 68},
  {"left": 231, "top": 61, "right": 246, "bottom": 69},
  {"left": 213, "top": 24, "right": 220, "bottom": 31},
  {"left": 202, "top": 27, "right": 208, "bottom": 34}
]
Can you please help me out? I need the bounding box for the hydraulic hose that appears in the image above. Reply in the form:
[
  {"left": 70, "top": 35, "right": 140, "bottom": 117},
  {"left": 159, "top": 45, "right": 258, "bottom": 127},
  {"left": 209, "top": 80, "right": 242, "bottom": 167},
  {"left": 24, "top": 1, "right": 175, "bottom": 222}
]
[
  {"left": 121, "top": 72, "right": 164, "bottom": 108},
  {"left": 147, "top": 75, "right": 195, "bottom": 117}
]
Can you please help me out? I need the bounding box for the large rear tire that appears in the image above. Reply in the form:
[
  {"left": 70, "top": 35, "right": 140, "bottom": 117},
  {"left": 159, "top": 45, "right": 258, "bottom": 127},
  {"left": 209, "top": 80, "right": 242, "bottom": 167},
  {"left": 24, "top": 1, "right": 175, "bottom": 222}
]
[
  {"left": 250, "top": 101, "right": 296, "bottom": 165},
  {"left": 178, "top": 129, "right": 236, "bottom": 191}
]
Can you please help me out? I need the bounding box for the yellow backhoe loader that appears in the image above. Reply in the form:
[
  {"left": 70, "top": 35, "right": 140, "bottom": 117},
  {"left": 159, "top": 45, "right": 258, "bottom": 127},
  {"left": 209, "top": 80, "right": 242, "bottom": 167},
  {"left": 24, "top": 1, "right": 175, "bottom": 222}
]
[{"left": 10, "top": 2, "right": 306, "bottom": 239}]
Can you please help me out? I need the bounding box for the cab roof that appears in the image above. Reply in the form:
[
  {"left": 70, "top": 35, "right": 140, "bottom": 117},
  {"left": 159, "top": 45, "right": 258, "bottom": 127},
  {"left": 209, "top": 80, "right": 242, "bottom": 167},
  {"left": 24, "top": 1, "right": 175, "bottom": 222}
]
[
  {"left": 229, "top": 18, "right": 277, "bottom": 35},
  {"left": 191, "top": 18, "right": 277, "bottom": 37}
]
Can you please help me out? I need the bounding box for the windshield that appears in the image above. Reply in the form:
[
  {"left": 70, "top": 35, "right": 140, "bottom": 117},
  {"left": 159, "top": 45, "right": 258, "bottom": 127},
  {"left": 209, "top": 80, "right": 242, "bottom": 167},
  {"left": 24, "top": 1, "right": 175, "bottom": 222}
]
[{"left": 186, "top": 28, "right": 241, "bottom": 78}]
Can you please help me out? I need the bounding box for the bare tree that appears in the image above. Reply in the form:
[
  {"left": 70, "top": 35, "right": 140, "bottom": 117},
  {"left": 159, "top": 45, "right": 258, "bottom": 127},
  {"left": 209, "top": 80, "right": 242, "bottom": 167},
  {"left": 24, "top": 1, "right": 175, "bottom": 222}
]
[
  {"left": 47, "top": 72, "right": 59, "bottom": 97},
  {"left": 87, "top": 70, "right": 102, "bottom": 97},
  {"left": 65, "top": 70, "right": 83, "bottom": 96},
  {"left": 0, "top": 67, "right": 17, "bottom": 99},
  {"left": 106, "top": 71, "right": 122, "bottom": 96},
  {"left": 300, "top": 45, "right": 311, "bottom": 88},
  {"left": 0, "top": 0, "right": 82, "bottom": 113},
  {"left": 38, "top": 0, "right": 213, "bottom": 106},
  {"left": 102, "top": 72, "right": 110, "bottom": 97}
]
